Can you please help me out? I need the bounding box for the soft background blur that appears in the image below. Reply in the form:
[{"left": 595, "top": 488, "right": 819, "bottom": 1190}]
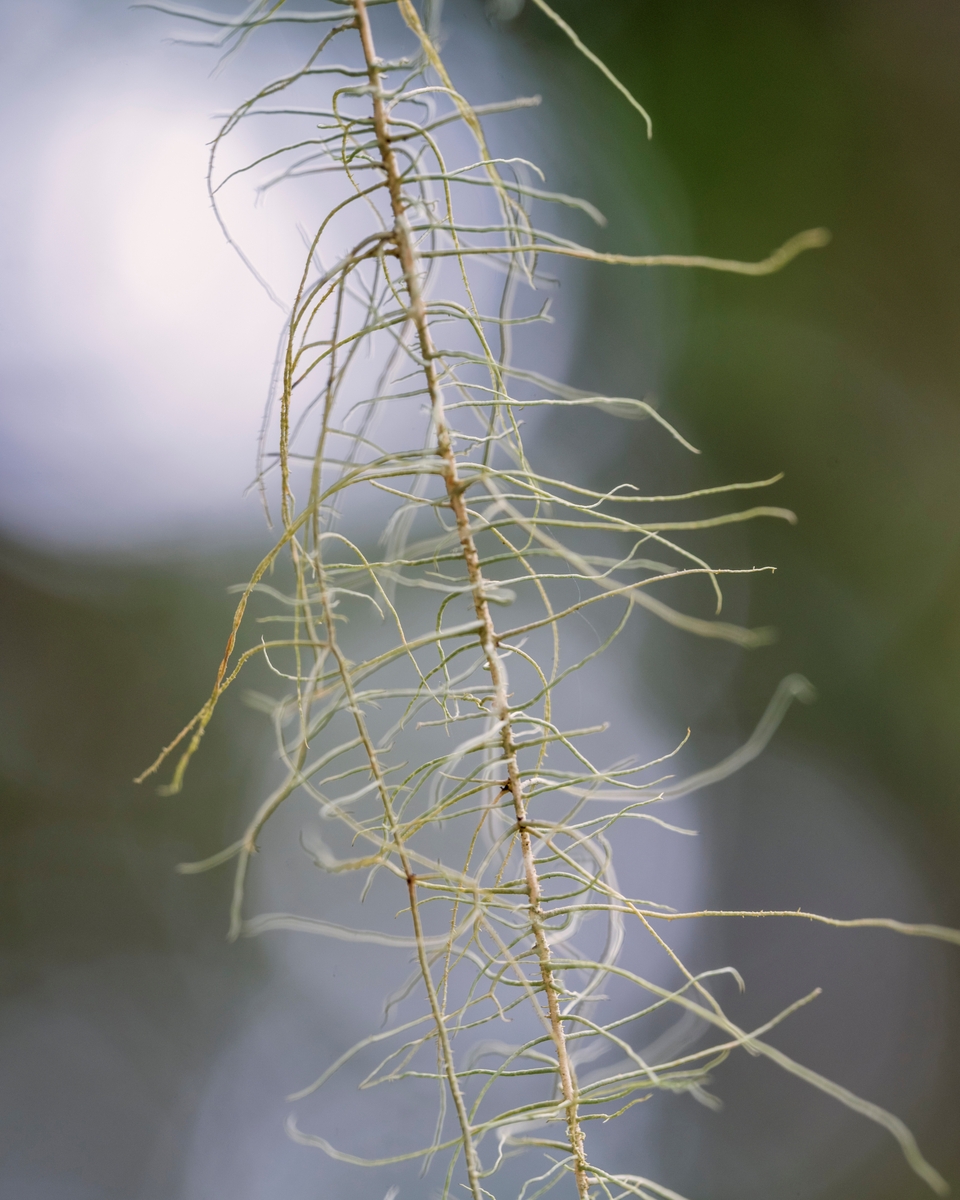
[{"left": 1, "top": 2, "right": 958, "bottom": 1198}]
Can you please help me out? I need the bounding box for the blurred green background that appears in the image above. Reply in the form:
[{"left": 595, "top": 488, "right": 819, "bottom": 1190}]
[
  {"left": 516, "top": 0, "right": 960, "bottom": 821},
  {"left": 1, "top": 1, "right": 958, "bottom": 1197}
]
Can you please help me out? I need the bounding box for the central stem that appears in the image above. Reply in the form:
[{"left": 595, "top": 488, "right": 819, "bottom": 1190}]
[{"left": 353, "top": 2, "right": 590, "bottom": 1194}]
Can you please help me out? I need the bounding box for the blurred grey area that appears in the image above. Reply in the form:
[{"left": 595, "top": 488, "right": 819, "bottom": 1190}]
[{"left": 1, "top": 2, "right": 959, "bottom": 1199}]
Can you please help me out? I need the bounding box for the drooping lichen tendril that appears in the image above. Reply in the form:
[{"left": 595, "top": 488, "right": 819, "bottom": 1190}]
[{"left": 136, "top": 2, "right": 953, "bottom": 1197}]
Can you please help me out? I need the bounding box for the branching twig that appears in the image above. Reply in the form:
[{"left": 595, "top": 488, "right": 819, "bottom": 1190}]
[{"left": 137, "top": 4, "right": 955, "bottom": 1198}]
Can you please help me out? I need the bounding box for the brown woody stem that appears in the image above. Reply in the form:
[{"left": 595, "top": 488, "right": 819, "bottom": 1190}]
[{"left": 352, "top": 1, "right": 590, "bottom": 1193}]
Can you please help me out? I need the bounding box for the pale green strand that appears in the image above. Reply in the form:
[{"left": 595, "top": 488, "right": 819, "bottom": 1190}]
[{"left": 529, "top": 0, "right": 653, "bottom": 138}]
